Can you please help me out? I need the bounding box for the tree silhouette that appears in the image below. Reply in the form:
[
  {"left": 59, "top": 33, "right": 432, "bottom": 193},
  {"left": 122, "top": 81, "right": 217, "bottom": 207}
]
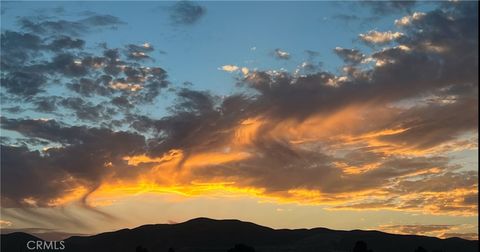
[
  {"left": 135, "top": 245, "right": 149, "bottom": 252},
  {"left": 414, "top": 246, "right": 428, "bottom": 252},
  {"left": 227, "top": 243, "right": 256, "bottom": 252},
  {"left": 353, "top": 240, "right": 373, "bottom": 252}
]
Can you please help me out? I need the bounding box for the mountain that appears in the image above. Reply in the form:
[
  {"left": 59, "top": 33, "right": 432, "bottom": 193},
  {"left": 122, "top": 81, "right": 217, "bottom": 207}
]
[{"left": 1, "top": 218, "right": 478, "bottom": 252}]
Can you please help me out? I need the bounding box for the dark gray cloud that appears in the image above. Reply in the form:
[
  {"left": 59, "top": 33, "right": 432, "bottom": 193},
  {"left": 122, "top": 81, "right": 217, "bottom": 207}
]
[
  {"left": 33, "top": 96, "right": 60, "bottom": 113},
  {"left": 391, "top": 171, "right": 478, "bottom": 194},
  {"left": 198, "top": 153, "right": 452, "bottom": 195},
  {"left": 136, "top": 89, "right": 253, "bottom": 157},
  {"left": 169, "top": 1, "right": 206, "bottom": 25},
  {"left": 0, "top": 117, "right": 146, "bottom": 208},
  {"left": 379, "top": 99, "right": 478, "bottom": 150},
  {"left": 59, "top": 97, "right": 116, "bottom": 122},
  {"left": 68, "top": 78, "right": 112, "bottom": 97},
  {"left": 1, "top": 19, "right": 169, "bottom": 117},
  {"left": 18, "top": 14, "right": 125, "bottom": 36},
  {"left": 47, "top": 36, "right": 85, "bottom": 51},
  {"left": 1, "top": 145, "right": 73, "bottom": 207},
  {"left": 124, "top": 43, "right": 155, "bottom": 61},
  {"left": 2, "top": 106, "right": 25, "bottom": 114},
  {"left": 49, "top": 53, "right": 89, "bottom": 77},
  {"left": 1, "top": 70, "right": 47, "bottom": 97},
  {"left": 111, "top": 95, "right": 134, "bottom": 110},
  {"left": 0, "top": 31, "right": 43, "bottom": 67},
  {"left": 334, "top": 47, "right": 365, "bottom": 65}
]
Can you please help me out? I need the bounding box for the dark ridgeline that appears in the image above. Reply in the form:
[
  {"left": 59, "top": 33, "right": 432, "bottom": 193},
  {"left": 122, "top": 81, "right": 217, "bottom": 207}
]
[{"left": 1, "top": 218, "right": 477, "bottom": 252}]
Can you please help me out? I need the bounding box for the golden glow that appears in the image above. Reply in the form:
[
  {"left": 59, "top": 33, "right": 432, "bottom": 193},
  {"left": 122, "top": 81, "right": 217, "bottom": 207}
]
[
  {"left": 335, "top": 162, "right": 382, "bottom": 174},
  {"left": 232, "top": 117, "right": 264, "bottom": 146},
  {"left": 47, "top": 186, "right": 88, "bottom": 207},
  {"left": 183, "top": 151, "right": 251, "bottom": 168},
  {"left": 124, "top": 149, "right": 183, "bottom": 166},
  {"left": 37, "top": 102, "right": 477, "bottom": 218}
]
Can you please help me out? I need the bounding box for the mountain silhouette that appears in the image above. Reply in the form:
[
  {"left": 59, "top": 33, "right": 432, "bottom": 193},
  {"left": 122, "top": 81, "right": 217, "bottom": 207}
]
[{"left": 1, "top": 218, "right": 477, "bottom": 252}]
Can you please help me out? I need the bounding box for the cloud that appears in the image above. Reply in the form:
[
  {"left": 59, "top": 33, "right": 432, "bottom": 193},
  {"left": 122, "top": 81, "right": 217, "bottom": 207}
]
[
  {"left": 47, "top": 36, "right": 85, "bottom": 51},
  {"left": 334, "top": 47, "right": 365, "bottom": 64},
  {"left": 359, "top": 30, "right": 404, "bottom": 45},
  {"left": 1, "top": 25, "right": 169, "bottom": 107},
  {"left": 18, "top": 14, "right": 125, "bottom": 36},
  {"left": 379, "top": 224, "right": 454, "bottom": 235},
  {"left": 68, "top": 78, "right": 112, "bottom": 97},
  {"left": 0, "top": 117, "right": 146, "bottom": 208},
  {"left": 59, "top": 97, "right": 115, "bottom": 122},
  {"left": 1, "top": 70, "right": 47, "bottom": 97},
  {"left": 1, "top": 2, "right": 478, "bottom": 220},
  {"left": 219, "top": 65, "right": 239, "bottom": 72},
  {"left": 169, "top": 1, "right": 206, "bottom": 25},
  {"left": 33, "top": 96, "right": 60, "bottom": 113},
  {"left": 219, "top": 65, "right": 250, "bottom": 76},
  {"left": 378, "top": 99, "right": 478, "bottom": 150},
  {"left": 273, "top": 48, "right": 291, "bottom": 60},
  {"left": 441, "top": 233, "right": 479, "bottom": 241},
  {"left": 378, "top": 224, "right": 478, "bottom": 240},
  {"left": 124, "top": 43, "right": 155, "bottom": 61},
  {"left": 0, "top": 220, "right": 12, "bottom": 227},
  {"left": 395, "top": 12, "right": 427, "bottom": 26},
  {"left": 0, "top": 31, "right": 43, "bottom": 66}
]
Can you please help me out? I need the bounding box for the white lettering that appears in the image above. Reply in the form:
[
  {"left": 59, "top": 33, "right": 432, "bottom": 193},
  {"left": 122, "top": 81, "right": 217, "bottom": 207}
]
[
  {"left": 58, "top": 241, "right": 65, "bottom": 250},
  {"left": 26, "top": 240, "right": 66, "bottom": 250},
  {"left": 26, "top": 241, "right": 36, "bottom": 250},
  {"left": 44, "top": 241, "right": 53, "bottom": 249}
]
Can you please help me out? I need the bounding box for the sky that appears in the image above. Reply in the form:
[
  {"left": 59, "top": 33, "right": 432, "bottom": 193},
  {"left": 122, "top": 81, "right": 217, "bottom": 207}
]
[{"left": 0, "top": 0, "right": 478, "bottom": 241}]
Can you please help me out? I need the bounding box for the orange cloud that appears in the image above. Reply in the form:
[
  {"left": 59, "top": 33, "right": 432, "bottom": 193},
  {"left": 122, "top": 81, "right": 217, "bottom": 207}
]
[{"left": 41, "top": 99, "right": 476, "bottom": 217}]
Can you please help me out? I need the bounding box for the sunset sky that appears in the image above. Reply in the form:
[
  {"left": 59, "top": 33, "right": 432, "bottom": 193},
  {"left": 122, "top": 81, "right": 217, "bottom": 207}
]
[{"left": 0, "top": 0, "right": 478, "bottom": 241}]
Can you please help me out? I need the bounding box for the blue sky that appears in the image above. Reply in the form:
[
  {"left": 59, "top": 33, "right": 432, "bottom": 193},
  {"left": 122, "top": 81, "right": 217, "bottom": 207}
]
[
  {"left": 1, "top": 1, "right": 434, "bottom": 97},
  {"left": 0, "top": 0, "right": 437, "bottom": 127}
]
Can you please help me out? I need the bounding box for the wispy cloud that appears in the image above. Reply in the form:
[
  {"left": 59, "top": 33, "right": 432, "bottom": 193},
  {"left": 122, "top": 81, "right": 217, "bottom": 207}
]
[
  {"left": 169, "top": 1, "right": 206, "bottom": 26},
  {"left": 273, "top": 48, "right": 291, "bottom": 60}
]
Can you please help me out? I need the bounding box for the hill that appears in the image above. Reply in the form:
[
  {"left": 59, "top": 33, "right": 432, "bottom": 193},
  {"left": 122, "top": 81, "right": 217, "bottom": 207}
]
[{"left": 1, "top": 218, "right": 478, "bottom": 252}]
